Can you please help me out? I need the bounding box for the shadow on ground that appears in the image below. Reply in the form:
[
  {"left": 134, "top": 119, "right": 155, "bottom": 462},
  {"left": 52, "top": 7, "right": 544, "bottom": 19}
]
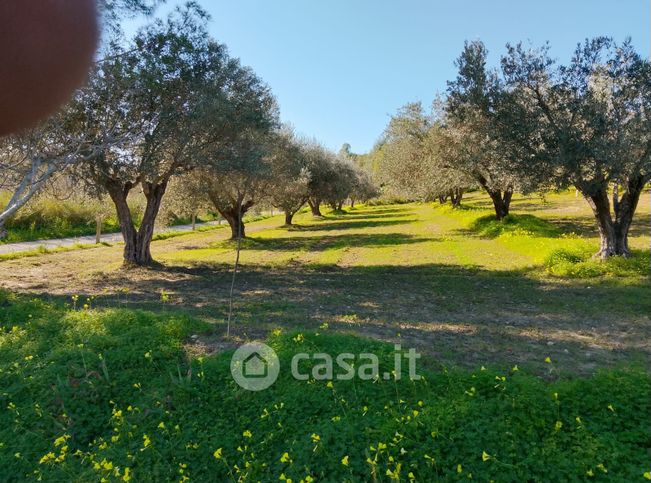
[
  {"left": 209, "top": 232, "right": 432, "bottom": 252},
  {"left": 26, "top": 260, "right": 651, "bottom": 376}
]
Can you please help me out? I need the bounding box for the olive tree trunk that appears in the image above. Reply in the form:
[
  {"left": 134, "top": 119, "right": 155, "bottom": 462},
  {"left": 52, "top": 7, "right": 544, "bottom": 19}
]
[
  {"left": 583, "top": 176, "right": 646, "bottom": 259},
  {"left": 107, "top": 180, "right": 168, "bottom": 266},
  {"left": 450, "top": 188, "right": 464, "bottom": 208},
  {"left": 476, "top": 176, "right": 512, "bottom": 220},
  {"left": 219, "top": 208, "right": 246, "bottom": 239},
  {"left": 308, "top": 198, "right": 322, "bottom": 216}
]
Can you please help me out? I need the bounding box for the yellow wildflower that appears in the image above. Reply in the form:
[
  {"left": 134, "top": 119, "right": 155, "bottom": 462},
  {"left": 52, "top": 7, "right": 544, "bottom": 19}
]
[
  {"left": 341, "top": 455, "right": 349, "bottom": 466},
  {"left": 280, "top": 452, "right": 291, "bottom": 463},
  {"left": 54, "top": 435, "right": 69, "bottom": 447},
  {"left": 39, "top": 452, "right": 55, "bottom": 464}
]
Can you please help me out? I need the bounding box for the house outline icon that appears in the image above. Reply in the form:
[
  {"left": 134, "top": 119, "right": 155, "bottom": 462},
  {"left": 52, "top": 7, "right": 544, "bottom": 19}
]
[{"left": 243, "top": 352, "right": 268, "bottom": 378}]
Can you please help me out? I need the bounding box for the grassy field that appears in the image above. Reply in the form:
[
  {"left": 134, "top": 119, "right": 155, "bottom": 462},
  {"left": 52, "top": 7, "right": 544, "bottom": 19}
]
[
  {"left": 0, "top": 190, "right": 649, "bottom": 480},
  {"left": 1, "top": 190, "right": 648, "bottom": 374}
]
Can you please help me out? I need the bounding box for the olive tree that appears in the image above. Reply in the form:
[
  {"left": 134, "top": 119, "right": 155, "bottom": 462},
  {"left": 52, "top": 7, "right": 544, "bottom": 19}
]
[
  {"left": 445, "top": 41, "right": 523, "bottom": 219},
  {"left": 267, "top": 130, "right": 311, "bottom": 226},
  {"left": 305, "top": 143, "right": 338, "bottom": 217},
  {"left": 324, "top": 159, "right": 358, "bottom": 211},
  {"left": 74, "top": 5, "right": 274, "bottom": 264},
  {"left": 378, "top": 102, "right": 471, "bottom": 206},
  {"left": 199, "top": 127, "right": 279, "bottom": 240},
  {"left": 500, "top": 38, "right": 651, "bottom": 258},
  {"left": 160, "top": 174, "right": 212, "bottom": 230},
  {"left": 349, "top": 169, "right": 379, "bottom": 207}
]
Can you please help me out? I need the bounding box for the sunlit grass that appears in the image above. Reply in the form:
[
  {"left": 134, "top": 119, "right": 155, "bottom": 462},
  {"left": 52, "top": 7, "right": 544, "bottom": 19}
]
[{"left": 158, "top": 194, "right": 649, "bottom": 281}]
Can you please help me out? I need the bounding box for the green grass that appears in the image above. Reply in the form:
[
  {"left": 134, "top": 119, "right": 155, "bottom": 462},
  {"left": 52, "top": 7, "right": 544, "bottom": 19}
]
[
  {"left": 469, "top": 213, "right": 562, "bottom": 238},
  {"left": 0, "top": 242, "right": 111, "bottom": 261},
  {"left": 545, "top": 247, "right": 651, "bottom": 278},
  {"left": 0, "top": 192, "right": 649, "bottom": 481},
  {"left": 0, "top": 292, "right": 649, "bottom": 482}
]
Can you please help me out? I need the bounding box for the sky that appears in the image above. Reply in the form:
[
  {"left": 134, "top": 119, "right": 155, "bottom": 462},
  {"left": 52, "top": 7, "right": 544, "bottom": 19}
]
[{"left": 125, "top": 0, "right": 650, "bottom": 154}]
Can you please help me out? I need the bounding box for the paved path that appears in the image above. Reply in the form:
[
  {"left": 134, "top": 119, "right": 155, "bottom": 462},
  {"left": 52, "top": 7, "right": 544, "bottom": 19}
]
[{"left": 0, "top": 221, "right": 221, "bottom": 255}]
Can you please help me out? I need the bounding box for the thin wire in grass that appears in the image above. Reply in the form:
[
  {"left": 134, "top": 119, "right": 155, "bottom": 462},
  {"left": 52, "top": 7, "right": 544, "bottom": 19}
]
[{"left": 226, "top": 198, "right": 243, "bottom": 338}]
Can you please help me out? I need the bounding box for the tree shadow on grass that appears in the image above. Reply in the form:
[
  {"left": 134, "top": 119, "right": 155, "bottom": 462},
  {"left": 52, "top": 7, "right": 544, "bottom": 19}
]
[
  {"left": 25, "top": 259, "right": 649, "bottom": 376},
  {"left": 289, "top": 218, "right": 418, "bottom": 232},
  {"left": 222, "top": 233, "right": 433, "bottom": 252},
  {"left": 343, "top": 207, "right": 413, "bottom": 216},
  {"left": 458, "top": 210, "right": 651, "bottom": 241},
  {"left": 318, "top": 212, "right": 414, "bottom": 221}
]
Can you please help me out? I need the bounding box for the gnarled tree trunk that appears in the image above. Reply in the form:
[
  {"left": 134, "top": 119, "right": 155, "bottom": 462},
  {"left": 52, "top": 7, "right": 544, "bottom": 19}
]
[
  {"left": 219, "top": 208, "right": 246, "bottom": 239},
  {"left": 450, "top": 188, "right": 464, "bottom": 208},
  {"left": 107, "top": 180, "right": 168, "bottom": 266},
  {"left": 208, "top": 193, "right": 254, "bottom": 240},
  {"left": 585, "top": 188, "right": 616, "bottom": 259},
  {"left": 308, "top": 197, "right": 322, "bottom": 216},
  {"left": 485, "top": 187, "right": 512, "bottom": 220},
  {"left": 583, "top": 176, "right": 646, "bottom": 259},
  {"left": 476, "top": 175, "right": 512, "bottom": 220},
  {"left": 284, "top": 210, "right": 294, "bottom": 226}
]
